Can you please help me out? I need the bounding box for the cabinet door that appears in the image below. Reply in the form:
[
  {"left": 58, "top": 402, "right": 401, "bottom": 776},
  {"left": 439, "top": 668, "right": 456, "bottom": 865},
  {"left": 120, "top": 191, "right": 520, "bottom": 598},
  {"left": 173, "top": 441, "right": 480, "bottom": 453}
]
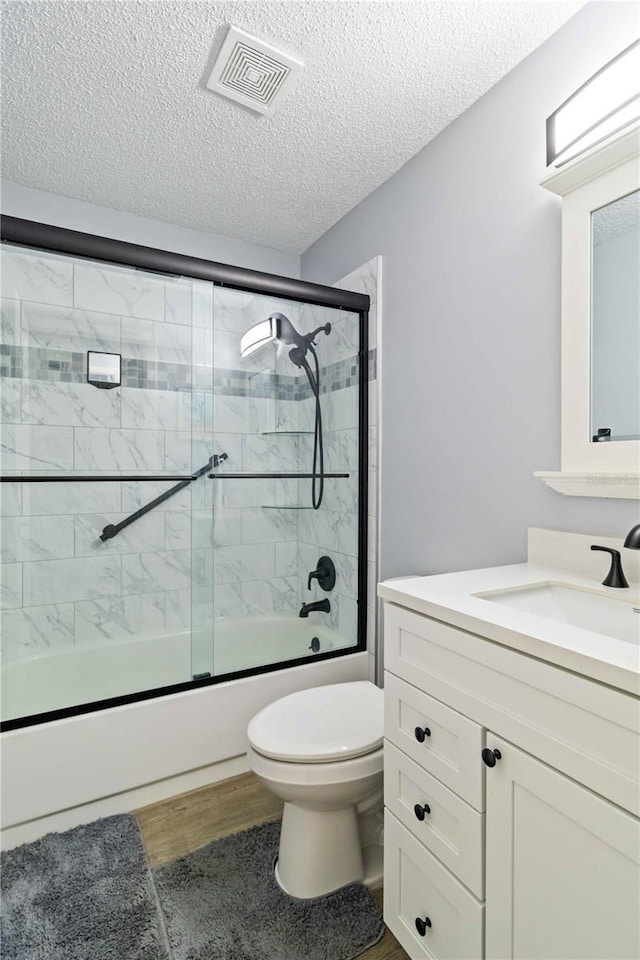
[{"left": 485, "top": 736, "right": 640, "bottom": 960}]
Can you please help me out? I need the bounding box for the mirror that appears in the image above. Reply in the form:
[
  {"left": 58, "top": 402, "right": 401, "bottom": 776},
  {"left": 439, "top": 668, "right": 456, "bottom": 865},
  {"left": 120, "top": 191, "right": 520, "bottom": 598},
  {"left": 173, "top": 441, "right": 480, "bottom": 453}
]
[
  {"left": 536, "top": 129, "right": 640, "bottom": 497},
  {"left": 591, "top": 189, "right": 640, "bottom": 443}
]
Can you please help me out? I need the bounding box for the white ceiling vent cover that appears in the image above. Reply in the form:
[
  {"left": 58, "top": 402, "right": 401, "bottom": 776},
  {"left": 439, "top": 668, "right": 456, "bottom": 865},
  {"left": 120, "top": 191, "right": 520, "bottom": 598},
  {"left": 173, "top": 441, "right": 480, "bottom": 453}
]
[{"left": 206, "top": 27, "right": 303, "bottom": 116}]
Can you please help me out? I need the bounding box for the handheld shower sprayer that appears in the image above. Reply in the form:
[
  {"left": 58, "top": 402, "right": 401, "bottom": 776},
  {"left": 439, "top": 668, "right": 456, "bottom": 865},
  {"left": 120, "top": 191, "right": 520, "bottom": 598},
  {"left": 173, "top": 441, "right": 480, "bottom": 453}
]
[{"left": 239, "top": 313, "right": 332, "bottom": 509}]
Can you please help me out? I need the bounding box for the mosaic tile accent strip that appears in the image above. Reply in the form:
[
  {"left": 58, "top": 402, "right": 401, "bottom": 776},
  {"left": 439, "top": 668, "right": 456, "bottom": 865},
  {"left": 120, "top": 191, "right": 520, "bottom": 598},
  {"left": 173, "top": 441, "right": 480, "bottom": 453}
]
[{"left": 0, "top": 346, "right": 377, "bottom": 398}]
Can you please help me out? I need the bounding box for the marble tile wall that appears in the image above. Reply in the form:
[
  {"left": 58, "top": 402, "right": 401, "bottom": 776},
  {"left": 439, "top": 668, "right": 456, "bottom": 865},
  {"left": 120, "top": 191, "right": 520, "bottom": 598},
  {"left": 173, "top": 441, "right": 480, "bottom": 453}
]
[
  {"left": 0, "top": 243, "right": 378, "bottom": 682},
  {"left": 0, "top": 245, "right": 214, "bottom": 667}
]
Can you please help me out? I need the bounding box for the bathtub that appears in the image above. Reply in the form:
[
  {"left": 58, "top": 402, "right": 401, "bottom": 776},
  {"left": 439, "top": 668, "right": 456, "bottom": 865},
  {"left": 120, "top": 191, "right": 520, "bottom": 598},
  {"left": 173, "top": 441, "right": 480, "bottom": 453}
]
[
  {"left": 1, "top": 617, "right": 351, "bottom": 722},
  {"left": 0, "top": 617, "right": 368, "bottom": 848}
]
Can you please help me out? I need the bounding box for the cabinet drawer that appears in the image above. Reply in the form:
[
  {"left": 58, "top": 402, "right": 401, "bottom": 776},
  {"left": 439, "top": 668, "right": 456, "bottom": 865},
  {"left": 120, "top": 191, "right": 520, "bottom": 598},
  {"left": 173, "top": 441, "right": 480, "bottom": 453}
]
[
  {"left": 385, "top": 672, "right": 485, "bottom": 811},
  {"left": 384, "top": 739, "right": 484, "bottom": 899},
  {"left": 384, "top": 602, "right": 640, "bottom": 817},
  {"left": 384, "top": 811, "right": 484, "bottom": 960}
]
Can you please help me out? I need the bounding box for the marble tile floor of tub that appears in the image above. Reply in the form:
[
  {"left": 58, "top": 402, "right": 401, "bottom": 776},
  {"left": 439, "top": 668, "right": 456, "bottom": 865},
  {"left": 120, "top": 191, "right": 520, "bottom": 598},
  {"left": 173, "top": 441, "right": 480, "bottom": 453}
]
[{"left": 135, "top": 770, "right": 408, "bottom": 960}]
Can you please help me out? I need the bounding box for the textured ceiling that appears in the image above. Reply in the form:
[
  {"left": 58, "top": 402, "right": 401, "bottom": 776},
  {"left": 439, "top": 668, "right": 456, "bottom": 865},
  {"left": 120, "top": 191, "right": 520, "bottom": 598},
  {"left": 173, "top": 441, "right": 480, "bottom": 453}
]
[{"left": 2, "top": 1, "right": 584, "bottom": 254}]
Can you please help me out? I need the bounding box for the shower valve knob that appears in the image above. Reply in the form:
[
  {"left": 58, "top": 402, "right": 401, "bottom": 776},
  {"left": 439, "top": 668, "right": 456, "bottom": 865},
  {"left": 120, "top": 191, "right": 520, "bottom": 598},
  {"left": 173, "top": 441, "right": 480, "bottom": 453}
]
[{"left": 414, "top": 726, "right": 431, "bottom": 743}]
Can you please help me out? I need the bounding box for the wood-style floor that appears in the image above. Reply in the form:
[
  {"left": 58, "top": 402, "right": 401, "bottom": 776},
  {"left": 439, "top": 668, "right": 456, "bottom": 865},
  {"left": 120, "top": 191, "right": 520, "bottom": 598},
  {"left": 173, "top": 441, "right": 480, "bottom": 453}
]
[{"left": 135, "top": 771, "right": 410, "bottom": 960}]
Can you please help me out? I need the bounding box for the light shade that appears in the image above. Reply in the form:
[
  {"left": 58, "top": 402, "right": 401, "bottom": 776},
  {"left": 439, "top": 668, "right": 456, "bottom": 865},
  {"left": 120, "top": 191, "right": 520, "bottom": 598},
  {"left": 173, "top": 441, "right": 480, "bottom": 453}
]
[
  {"left": 547, "top": 39, "right": 640, "bottom": 167},
  {"left": 240, "top": 317, "right": 277, "bottom": 358}
]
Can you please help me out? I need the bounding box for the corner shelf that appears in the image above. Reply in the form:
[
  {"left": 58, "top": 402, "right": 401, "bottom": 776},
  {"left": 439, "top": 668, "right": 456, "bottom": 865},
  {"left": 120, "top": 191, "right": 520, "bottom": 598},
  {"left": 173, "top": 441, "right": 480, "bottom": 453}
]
[
  {"left": 260, "top": 430, "right": 314, "bottom": 436},
  {"left": 261, "top": 504, "right": 314, "bottom": 510}
]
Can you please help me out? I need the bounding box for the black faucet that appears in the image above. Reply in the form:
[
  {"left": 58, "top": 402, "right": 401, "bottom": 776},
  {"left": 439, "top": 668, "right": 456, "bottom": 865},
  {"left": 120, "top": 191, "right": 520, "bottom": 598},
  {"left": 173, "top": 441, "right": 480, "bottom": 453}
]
[
  {"left": 299, "top": 599, "right": 331, "bottom": 618},
  {"left": 591, "top": 546, "right": 629, "bottom": 588}
]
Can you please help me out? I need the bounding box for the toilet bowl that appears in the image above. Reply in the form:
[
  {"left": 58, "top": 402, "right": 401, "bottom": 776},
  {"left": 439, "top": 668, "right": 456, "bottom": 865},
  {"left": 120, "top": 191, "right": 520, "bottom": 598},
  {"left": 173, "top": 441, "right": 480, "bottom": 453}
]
[{"left": 246, "top": 680, "right": 384, "bottom": 899}]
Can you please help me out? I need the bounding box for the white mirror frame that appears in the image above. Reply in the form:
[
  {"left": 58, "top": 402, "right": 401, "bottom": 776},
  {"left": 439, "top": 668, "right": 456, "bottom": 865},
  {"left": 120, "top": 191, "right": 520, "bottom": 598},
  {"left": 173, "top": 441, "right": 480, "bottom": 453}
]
[{"left": 536, "top": 127, "right": 640, "bottom": 499}]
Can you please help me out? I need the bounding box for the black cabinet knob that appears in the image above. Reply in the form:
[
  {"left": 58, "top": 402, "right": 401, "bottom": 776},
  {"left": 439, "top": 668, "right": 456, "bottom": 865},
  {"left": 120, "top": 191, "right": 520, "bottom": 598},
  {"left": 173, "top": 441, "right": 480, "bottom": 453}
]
[
  {"left": 414, "top": 726, "right": 431, "bottom": 743},
  {"left": 414, "top": 803, "right": 431, "bottom": 821},
  {"left": 482, "top": 747, "right": 502, "bottom": 768},
  {"left": 415, "top": 916, "right": 432, "bottom": 937}
]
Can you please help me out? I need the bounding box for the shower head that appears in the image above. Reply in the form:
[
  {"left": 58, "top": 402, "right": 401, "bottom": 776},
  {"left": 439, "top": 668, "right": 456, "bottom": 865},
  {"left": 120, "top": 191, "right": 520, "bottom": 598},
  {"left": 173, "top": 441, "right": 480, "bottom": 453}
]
[{"left": 240, "top": 313, "right": 331, "bottom": 368}]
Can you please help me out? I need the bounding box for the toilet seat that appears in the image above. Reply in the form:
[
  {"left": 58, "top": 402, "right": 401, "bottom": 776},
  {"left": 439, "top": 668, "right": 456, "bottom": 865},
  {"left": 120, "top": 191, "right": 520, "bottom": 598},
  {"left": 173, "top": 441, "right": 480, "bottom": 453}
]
[{"left": 247, "top": 681, "right": 383, "bottom": 763}]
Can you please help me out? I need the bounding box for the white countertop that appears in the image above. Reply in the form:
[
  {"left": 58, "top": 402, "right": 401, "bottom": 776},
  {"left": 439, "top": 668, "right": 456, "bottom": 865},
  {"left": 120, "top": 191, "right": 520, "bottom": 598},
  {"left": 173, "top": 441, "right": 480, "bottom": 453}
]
[{"left": 378, "top": 564, "right": 640, "bottom": 696}]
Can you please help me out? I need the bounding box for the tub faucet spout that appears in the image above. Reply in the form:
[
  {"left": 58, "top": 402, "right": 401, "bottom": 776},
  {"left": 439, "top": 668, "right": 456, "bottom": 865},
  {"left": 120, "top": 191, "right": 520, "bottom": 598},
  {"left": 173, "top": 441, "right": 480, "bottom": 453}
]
[{"left": 299, "top": 599, "right": 331, "bottom": 618}]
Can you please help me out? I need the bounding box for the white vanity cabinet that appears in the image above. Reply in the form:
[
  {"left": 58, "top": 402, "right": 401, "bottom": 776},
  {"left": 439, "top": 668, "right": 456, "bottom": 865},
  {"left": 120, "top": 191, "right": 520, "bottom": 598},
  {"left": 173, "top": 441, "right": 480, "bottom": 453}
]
[{"left": 381, "top": 599, "right": 640, "bottom": 960}]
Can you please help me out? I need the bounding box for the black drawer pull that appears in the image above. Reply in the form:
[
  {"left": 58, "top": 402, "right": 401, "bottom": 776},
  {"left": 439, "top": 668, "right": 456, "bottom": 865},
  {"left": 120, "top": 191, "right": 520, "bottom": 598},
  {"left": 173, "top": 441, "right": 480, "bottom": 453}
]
[
  {"left": 414, "top": 803, "right": 431, "bottom": 821},
  {"left": 415, "top": 916, "right": 432, "bottom": 937},
  {"left": 482, "top": 747, "right": 502, "bottom": 768},
  {"left": 414, "top": 726, "right": 431, "bottom": 743}
]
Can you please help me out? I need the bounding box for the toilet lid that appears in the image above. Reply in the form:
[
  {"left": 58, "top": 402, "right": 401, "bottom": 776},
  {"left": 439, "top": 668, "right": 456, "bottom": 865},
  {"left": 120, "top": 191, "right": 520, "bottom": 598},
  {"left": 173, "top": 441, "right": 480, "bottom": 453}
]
[{"left": 247, "top": 681, "right": 384, "bottom": 763}]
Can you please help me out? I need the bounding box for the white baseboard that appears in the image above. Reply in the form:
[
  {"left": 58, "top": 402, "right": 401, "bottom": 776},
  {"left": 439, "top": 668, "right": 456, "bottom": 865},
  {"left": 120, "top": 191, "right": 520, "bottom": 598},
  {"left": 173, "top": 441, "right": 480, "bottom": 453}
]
[{"left": 1, "top": 754, "right": 248, "bottom": 851}]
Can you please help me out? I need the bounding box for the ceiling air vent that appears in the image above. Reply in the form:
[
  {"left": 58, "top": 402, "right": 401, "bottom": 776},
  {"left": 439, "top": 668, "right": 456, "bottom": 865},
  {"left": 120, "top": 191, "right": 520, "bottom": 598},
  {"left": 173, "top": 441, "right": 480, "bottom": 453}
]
[{"left": 206, "top": 27, "right": 303, "bottom": 116}]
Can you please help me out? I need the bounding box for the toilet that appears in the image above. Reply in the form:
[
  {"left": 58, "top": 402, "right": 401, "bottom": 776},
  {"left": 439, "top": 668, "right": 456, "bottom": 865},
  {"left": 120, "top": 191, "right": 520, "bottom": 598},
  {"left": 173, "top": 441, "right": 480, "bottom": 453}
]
[{"left": 246, "top": 680, "right": 384, "bottom": 899}]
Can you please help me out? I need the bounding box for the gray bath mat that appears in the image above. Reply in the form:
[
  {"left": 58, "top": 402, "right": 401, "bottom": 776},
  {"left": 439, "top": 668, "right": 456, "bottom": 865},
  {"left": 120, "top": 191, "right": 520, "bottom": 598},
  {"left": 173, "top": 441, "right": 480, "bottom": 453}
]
[
  {"left": 0, "top": 815, "right": 169, "bottom": 960},
  {"left": 154, "top": 820, "right": 384, "bottom": 960}
]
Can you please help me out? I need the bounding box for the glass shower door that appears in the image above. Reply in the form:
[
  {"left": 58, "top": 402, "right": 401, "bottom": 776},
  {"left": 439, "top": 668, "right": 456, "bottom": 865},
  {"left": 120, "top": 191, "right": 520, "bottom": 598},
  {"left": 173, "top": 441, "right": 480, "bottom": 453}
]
[{"left": 207, "top": 286, "right": 362, "bottom": 678}]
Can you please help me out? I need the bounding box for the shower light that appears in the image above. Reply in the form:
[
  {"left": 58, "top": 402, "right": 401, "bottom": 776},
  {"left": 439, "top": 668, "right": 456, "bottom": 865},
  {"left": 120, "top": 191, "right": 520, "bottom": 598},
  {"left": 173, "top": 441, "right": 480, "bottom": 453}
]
[
  {"left": 239, "top": 317, "right": 277, "bottom": 357},
  {"left": 240, "top": 313, "right": 330, "bottom": 366},
  {"left": 546, "top": 39, "right": 640, "bottom": 166}
]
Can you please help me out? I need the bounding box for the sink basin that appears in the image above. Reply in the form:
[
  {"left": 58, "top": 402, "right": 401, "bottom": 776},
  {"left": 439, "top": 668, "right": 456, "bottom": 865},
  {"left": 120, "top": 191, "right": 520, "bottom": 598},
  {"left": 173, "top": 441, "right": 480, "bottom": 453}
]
[{"left": 476, "top": 583, "right": 640, "bottom": 644}]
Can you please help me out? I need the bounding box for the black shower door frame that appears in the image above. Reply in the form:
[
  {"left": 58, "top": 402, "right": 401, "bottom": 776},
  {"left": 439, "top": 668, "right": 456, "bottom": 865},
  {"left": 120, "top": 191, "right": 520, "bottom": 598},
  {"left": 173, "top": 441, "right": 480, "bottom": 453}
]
[{"left": 0, "top": 216, "right": 370, "bottom": 731}]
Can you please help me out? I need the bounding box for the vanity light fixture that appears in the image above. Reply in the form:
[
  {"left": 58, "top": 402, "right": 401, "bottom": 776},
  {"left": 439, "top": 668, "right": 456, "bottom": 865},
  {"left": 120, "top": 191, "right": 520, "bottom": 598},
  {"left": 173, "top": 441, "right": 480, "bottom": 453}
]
[{"left": 546, "top": 39, "right": 640, "bottom": 166}]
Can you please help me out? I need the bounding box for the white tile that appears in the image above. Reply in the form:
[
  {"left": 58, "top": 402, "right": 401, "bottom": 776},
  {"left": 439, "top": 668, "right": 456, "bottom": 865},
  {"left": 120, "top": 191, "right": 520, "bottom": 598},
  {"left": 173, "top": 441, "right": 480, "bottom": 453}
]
[
  {"left": 121, "top": 480, "right": 190, "bottom": 514},
  {"left": 242, "top": 434, "right": 300, "bottom": 473},
  {"left": 121, "top": 388, "right": 190, "bottom": 431},
  {"left": 191, "top": 391, "right": 213, "bottom": 433},
  {"left": 212, "top": 582, "right": 244, "bottom": 621},
  {"left": 164, "top": 588, "right": 192, "bottom": 631},
  {"left": 0, "top": 483, "right": 22, "bottom": 517},
  {"left": 74, "top": 262, "right": 164, "bottom": 320},
  {"left": 334, "top": 257, "right": 379, "bottom": 302},
  {"left": 1, "top": 424, "right": 74, "bottom": 471},
  {"left": 23, "top": 556, "right": 121, "bottom": 606},
  {"left": 297, "top": 509, "right": 341, "bottom": 552},
  {"left": 22, "top": 380, "right": 121, "bottom": 428},
  {"left": 22, "top": 481, "right": 121, "bottom": 516},
  {"left": 213, "top": 395, "right": 264, "bottom": 435},
  {"left": 338, "top": 511, "right": 359, "bottom": 558},
  {"left": 192, "top": 280, "right": 213, "bottom": 328},
  {"left": 74, "top": 427, "right": 165, "bottom": 471},
  {"left": 122, "top": 550, "right": 193, "bottom": 595},
  {"left": 324, "top": 314, "right": 359, "bottom": 365},
  {"left": 274, "top": 399, "right": 299, "bottom": 433},
  {"left": 212, "top": 508, "right": 242, "bottom": 547},
  {"left": 74, "top": 592, "right": 165, "bottom": 642},
  {"left": 164, "top": 510, "right": 192, "bottom": 549},
  {"left": 1, "top": 248, "right": 73, "bottom": 306},
  {"left": 368, "top": 301, "right": 378, "bottom": 350},
  {"left": 276, "top": 542, "right": 298, "bottom": 578},
  {"left": 74, "top": 512, "right": 165, "bottom": 557},
  {"left": 333, "top": 553, "right": 358, "bottom": 600},
  {"left": 1, "top": 603, "right": 75, "bottom": 660},
  {"left": 1, "top": 378, "right": 21, "bottom": 423},
  {"left": 219, "top": 475, "right": 274, "bottom": 510},
  {"left": 163, "top": 431, "right": 192, "bottom": 473},
  {"left": 213, "top": 543, "right": 275, "bottom": 584},
  {"left": 1, "top": 515, "right": 75, "bottom": 562},
  {"left": 0, "top": 298, "right": 21, "bottom": 345},
  {"left": 0, "top": 563, "right": 22, "bottom": 609},
  {"left": 324, "top": 386, "right": 358, "bottom": 432},
  {"left": 241, "top": 507, "right": 297, "bottom": 544},
  {"left": 164, "top": 279, "right": 192, "bottom": 326},
  {"left": 213, "top": 289, "right": 246, "bottom": 332},
  {"left": 121, "top": 318, "right": 191, "bottom": 364},
  {"left": 242, "top": 577, "right": 298, "bottom": 617},
  {"left": 21, "top": 302, "right": 121, "bottom": 353}
]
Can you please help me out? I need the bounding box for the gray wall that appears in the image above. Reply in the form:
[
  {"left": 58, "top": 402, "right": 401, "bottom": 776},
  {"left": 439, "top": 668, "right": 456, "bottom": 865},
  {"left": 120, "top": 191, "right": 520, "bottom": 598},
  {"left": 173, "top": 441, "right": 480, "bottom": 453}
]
[
  {"left": 1, "top": 181, "right": 299, "bottom": 278},
  {"left": 302, "top": 2, "right": 640, "bottom": 580}
]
